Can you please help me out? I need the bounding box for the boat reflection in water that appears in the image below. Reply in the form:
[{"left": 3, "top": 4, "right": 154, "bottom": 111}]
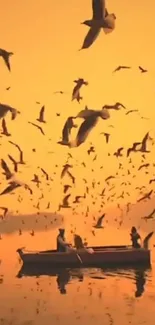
[
  {"left": 17, "top": 264, "right": 150, "bottom": 297},
  {"left": 17, "top": 265, "right": 84, "bottom": 295}
]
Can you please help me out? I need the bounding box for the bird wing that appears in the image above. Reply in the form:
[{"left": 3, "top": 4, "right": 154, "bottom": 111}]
[
  {"left": 1, "top": 159, "right": 12, "bottom": 177},
  {"left": 92, "top": 0, "right": 105, "bottom": 19},
  {"left": 0, "top": 183, "right": 20, "bottom": 195},
  {"left": 74, "top": 116, "right": 98, "bottom": 147},
  {"left": 72, "top": 84, "right": 80, "bottom": 100},
  {"left": 10, "top": 108, "right": 17, "bottom": 120},
  {"left": 39, "top": 106, "right": 45, "bottom": 120},
  {"left": 63, "top": 194, "right": 71, "bottom": 205},
  {"left": 81, "top": 26, "right": 101, "bottom": 50},
  {"left": 2, "top": 118, "right": 7, "bottom": 132},
  {"left": 62, "top": 120, "right": 70, "bottom": 142},
  {"left": 0, "top": 105, "right": 8, "bottom": 119},
  {"left": 8, "top": 155, "right": 18, "bottom": 172},
  {"left": 3, "top": 54, "right": 11, "bottom": 71}
]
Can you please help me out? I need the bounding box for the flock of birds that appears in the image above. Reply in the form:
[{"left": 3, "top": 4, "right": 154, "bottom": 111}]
[{"left": 0, "top": 0, "right": 155, "bottom": 243}]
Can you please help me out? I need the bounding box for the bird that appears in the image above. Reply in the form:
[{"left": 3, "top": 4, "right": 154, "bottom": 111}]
[
  {"left": 36, "top": 106, "right": 46, "bottom": 123},
  {"left": 8, "top": 155, "right": 18, "bottom": 172},
  {"left": 1, "top": 159, "right": 13, "bottom": 180},
  {"left": 137, "top": 190, "right": 153, "bottom": 202},
  {"left": 125, "top": 109, "right": 138, "bottom": 115},
  {"left": 59, "top": 194, "right": 71, "bottom": 209},
  {"left": 114, "top": 147, "right": 124, "bottom": 157},
  {"left": 102, "top": 102, "right": 125, "bottom": 110},
  {"left": 139, "top": 66, "right": 147, "bottom": 73},
  {"left": 58, "top": 117, "right": 77, "bottom": 145},
  {"left": 72, "top": 78, "right": 88, "bottom": 102},
  {"left": 113, "top": 66, "right": 131, "bottom": 73},
  {"left": 8, "top": 141, "right": 25, "bottom": 164},
  {"left": 28, "top": 121, "right": 45, "bottom": 135},
  {"left": 61, "top": 164, "right": 72, "bottom": 178},
  {"left": 0, "top": 103, "right": 20, "bottom": 120},
  {"left": 31, "top": 174, "right": 41, "bottom": 185},
  {"left": 53, "top": 91, "right": 66, "bottom": 94},
  {"left": 67, "top": 171, "right": 75, "bottom": 184},
  {"left": 100, "top": 132, "right": 110, "bottom": 143},
  {"left": 88, "top": 146, "right": 95, "bottom": 155},
  {"left": 94, "top": 213, "right": 105, "bottom": 228},
  {"left": 0, "top": 48, "right": 13, "bottom": 71},
  {"left": 80, "top": 0, "right": 116, "bottom": 50},
  {"left": 1, "top": 118, "right": 11, "bottom": 136},
  {"left": 127, "top": 142, "right": 141, "bottom": 157},
  {"left": 138, "top": 163, "right": 150, "bottom": 171},
  {"left": 76, "top": 108, "right": 109, "bottom": 119},
  {"left": 142, "top": 209, "right": 155, "bottom": 220},
  {"left": 63, "top": 185, "right": 71, "bottom": 194},
  {"left": 40, "top": 168, "right": 49, "bottom": 180},
  {"left": 70, "top": 115, "right": 99, "bottom": 148},
  {"left": 0, "top": 181, "right": 21, "bottom": 196},
  {"left": 138, "top": 132, "right": 150, "bottom": 153}
]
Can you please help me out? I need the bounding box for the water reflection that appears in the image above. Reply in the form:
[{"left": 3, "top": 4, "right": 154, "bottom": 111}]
[{"left": 17, "top": 264, "right": 150, "bottom": 298}]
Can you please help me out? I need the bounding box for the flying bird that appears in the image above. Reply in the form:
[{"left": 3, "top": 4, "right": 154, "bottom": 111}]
[
  {"left": 139, "top": 66, "right": 147, "bottom": 73},
  {"left": 142, "top": 209, "right": 155, "bottom": 220},
  {"left": 36, "top": 106, "right": 46, "bottom": 123},
  {"left": 127, "top": 142, "right": 141, "bottom": 157},
  {"left": 0, "top": 207, "right": 8, "bottom": 218},
  {"left": 114, "top": 147, "right": 124, "bottom": 157},
  {"left": 70, "top": 115, "right": 99, "bottom": 147},
  {"left": 80, "top": 0, "right": 116, "bottom": 50},
  {"left": 40, "top": 168, "right": 49, "bottom": 180},
  {"left": 94, "top": 213, "right": 105, "bottom": 228},
  {"left": 28, "top": 121, "right": 45, "bottom": 135},
  {"left": 0, "top": 48, "right": 13, "bottom": 71},
  {"left": 102, "top": 102, "right": 126, "bottom": 110},
  {"left": 137, "top": 190, "right": 153, "bottom": 203},
  {"left": 1, "top": 118, "right": 11, "bottom": 136},
  {"left": 138, "top": 132, "right": 150, "bottom": 153},
  {"left": 125, "top": 110, "right": 138, "bottom": 115},
  {"left": 72, "top": 78, "right": 88, "bottom": 102},
  {"left": 113, "top": 66, "right": 131, "bottom": 73},
  {"left": 100, "top": 132, "right": 110, "bottom": 143},
  {"left": 138, "top": 163, "right": 150, "bottom": 171},
  {"left": 67, "top": 170, "right": 75, "bottom": 184},
  {"left": 61, "top": 164, "right": 72, "bottom": 178},
  {"left": 8, "top": 141, "right": 25, "bottom": 164},
  {"left": 63, "top": 185, "right": 71, "bottom": 194},
  {"left": 58, "top": 117, "right": 77, "bottom": 145},
  {"left": 59, "top": 194, "right": 71, "bottom": 209}
]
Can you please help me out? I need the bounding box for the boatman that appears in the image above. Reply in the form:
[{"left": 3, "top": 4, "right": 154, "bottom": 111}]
[
  {"left": 130, "top": 226, "right": 141, "bottom": 248},
  {"left": 57, "top": 228, "right": 71, "bottom": 252}
]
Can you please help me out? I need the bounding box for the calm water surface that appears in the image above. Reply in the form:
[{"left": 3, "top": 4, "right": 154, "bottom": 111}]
[{"left": 0, "top": 229, "right": 155, "bottom": 325}]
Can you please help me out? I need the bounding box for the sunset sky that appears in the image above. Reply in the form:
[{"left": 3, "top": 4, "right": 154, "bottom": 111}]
[{"left": 0, "top": 0, "right": 155, "bottom": 242}]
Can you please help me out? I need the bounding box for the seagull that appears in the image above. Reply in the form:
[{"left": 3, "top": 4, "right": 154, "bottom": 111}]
[
  {"left": 63, "top": 185, "right": 71, "bottom": 194},
  {"left": 67, "top": 171, "right": 75, "bottom": 184},
  {"left": 139, "top": 66, "right": 147, "bottom": 73},
  {"left": 1, "top": 159, "right": 13, "bottom": 180},
  {"left": 0, "top": 207, "right": 8, "bottom": 218},
  {"left": 102, "top": 102, "right": 126, "bottom": 110},
  {"left": 80, "top": 0, "right": 116, "bottom": 49},
  {"left": 0, "top": 48, "right": 13, "bottom": 71},
  {"left": 142, "top": 209, "right": 155, "bottom": 220},
  {"left": 0, "top": 103, "right": 20, "bottom": 120},
  {"left": 125, "top": 109, "right": 138, "bottom": 115},
  {"left": 28, "top": 121, "right": 45, "bottom": 135},
  {"left": 113, "top": 66, "right": 131, "bottom": 73},
  {"left": 94, "top": 213, "right": 105, "bottom": 228},
  {"left": 58, "top": 117, "right": 77, "bottom": 145},
  {"left": 100, "top": 132, "right": 110, "bottom": 143},
  {"left": 137, "top": 190, "right": 153, "bottom": 203},
  {"left": 40, "top": 168, "right": 49, "bottom": 180},
  {"left": 70, "top": 109, "right": 110, "bottom": 147},
  {"left": 59, "top": 194, "right": 71, "bottom": 209},
  {"left": 61, "top": 164, "right": 72, "bottom": 178},
  {"left": 72, "top": 78, "right": 88, "bottom": 102},
  {"left": 1, "top": 118, "right": 11, "bottom": 136},
  {"left": 127, "top": 142, "right": 141, "bottom": 157},
  {"left": 138, "top": 132, "right": 150, "bottom": 153},
  {"left": 0, "top": 181, "right": 21, "bottom": 196},
  {"left": 114, "top": 147, "right": 124, "bottom": 157},
  {"left": 8, "top": 141, "right": 25, "bottom": 164},
  {"left": 36, "top": 106, "right": 46, "bottom": 123}
]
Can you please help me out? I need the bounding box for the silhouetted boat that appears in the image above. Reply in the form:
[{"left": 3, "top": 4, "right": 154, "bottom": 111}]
[{"left": 16, "top": 245, "right": 151, "bottom": 268}]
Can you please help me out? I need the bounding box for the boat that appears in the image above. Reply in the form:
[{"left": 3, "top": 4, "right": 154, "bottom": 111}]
[{"left": 16, "top": 244, "right": 152, "bottom": 268}]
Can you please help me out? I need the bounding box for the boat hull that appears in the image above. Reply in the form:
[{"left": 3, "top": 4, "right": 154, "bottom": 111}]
[{"left": 17, "top": 246, "right": 151, "bottom": 268}]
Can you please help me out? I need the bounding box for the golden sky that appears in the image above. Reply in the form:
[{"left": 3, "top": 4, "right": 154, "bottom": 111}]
[{"left": 0, "top": 0, "right": 155, "bottom": 239}]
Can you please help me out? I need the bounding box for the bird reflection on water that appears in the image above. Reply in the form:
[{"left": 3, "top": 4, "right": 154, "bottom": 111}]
[{"left": 16, "top": 264, "right": 149, "bottom": 298}]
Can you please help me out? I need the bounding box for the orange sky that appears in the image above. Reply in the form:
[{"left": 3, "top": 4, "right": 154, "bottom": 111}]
[{"left": 0, "top": 0, "right": 155, "bottom": 239}]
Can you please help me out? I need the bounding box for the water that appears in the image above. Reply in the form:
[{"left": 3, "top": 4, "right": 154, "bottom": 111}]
[{"left": 0, "top": 230, "right": 155, "bottom": 325}]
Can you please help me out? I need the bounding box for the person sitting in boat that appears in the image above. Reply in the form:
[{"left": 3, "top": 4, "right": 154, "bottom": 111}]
[
  {"left": 57, "top": 228, "right": 71, "bottom": 252},
  {"left": 74, "top": 234, "right": 94, "bottom": 254},
  {"left": 130, "top": 227, "right": 141, "bottom": 248}
]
